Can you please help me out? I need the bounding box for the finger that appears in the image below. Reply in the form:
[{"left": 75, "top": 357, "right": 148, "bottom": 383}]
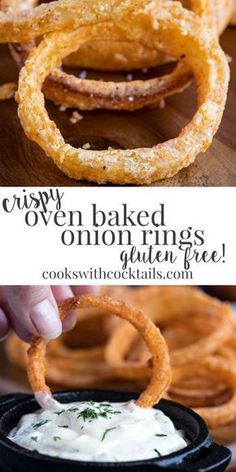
[
  {"left": 51, "top": 286, "right": 76, "bottom": 331},
  {"left": 72, "top": 286, "right": 101, "bottom": 295},
  {"left": 0, "top": 308, "right": 10, "bottom": 341},
  {"left": 0, "top": 287, "right": 33, "bottom": 342},
  {"left": 5, "top": 286, "right": 62, "bottom": 340}
]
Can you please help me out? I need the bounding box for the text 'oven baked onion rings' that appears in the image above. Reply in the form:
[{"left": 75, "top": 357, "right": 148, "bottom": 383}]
[
  {"left": 13, "top": 0, "right": 229, "bottom": 184},
  {"left": 27, "top": 295, "right": 171, "bottom": 410}
]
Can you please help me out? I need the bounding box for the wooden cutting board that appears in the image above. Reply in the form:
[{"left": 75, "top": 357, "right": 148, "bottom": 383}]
[
  {"left": 0, "top": 344, "right": 236, "bottom": 470},
  {"left": 0, "top": 27, "right": 236, "bottom": 186}
]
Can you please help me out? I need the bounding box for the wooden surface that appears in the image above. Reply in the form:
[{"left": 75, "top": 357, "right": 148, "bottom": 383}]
[
  {"left": 0, "top": 27, "right": 235, "bottom": 187},
  {"left": 0, "top": 344, "right": 236, "bottom": 470}
]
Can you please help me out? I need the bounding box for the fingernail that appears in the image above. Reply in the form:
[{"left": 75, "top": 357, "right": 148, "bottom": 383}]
[
  {"left": 62, "top": 311, "right": 77, "bottom": 332},
  {"left": 30, "top": 300, "right": 62, "bottom": 340}
]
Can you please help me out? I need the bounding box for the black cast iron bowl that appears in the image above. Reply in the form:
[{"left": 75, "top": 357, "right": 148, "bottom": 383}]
[{"left": 0, "top": 390, "right": 231, "bottom": 472}]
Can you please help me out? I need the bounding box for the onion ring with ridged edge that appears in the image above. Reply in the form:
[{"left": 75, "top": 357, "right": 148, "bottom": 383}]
[
  {"left": 27, "top": 295, "right": 171, "bottom": 410},
  {"left": 2, "top": 0, "right": 232, "bottom": 112},
  {"left": 16, "top": 0, "right": 229, "bottom": 184}
]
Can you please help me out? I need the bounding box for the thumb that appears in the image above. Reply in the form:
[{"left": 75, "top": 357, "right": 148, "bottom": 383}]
[{"left": 5, "top": 286, "right": 62, "bottom": 341}]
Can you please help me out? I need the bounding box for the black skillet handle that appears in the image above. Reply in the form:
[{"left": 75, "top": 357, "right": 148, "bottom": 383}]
[
  {"left": 0, "top": 393, "right": 31, "bottom": 413},
  {"left": 159, "top": 443, "right": 231, "bottom": 472}
]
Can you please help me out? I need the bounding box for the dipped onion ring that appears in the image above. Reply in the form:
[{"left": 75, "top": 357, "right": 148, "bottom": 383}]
[
  {"left": 16, "top": 0, "right": 229, "bottom": 184},
  {"left": 27, "top": 295, "right": 171, "bottom": 409}
]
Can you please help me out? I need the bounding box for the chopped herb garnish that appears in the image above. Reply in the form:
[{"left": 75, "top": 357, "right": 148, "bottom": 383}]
[
  {"left": 154, "top": 449, "right": 161, "bottom": 456},
  {"left": 77, "top": 404, "right": 121, "bottom": 422},
  {"left": 53, "top": 436, "right": 61, "bottom": 442},
  {"left": 155, "top": 433, "right": 167, "bottom": 437},
  {"left": 77, "top": 407, "right": 99, "bottom": 421},
  {"left": 33, "top": 419, "right": 49, "bottom": 429},
  {"left": 54, "top": 410, "right": 65, "bottom": 416},
  {"left": 101, "top": 427, "right": 117, "bottom": 441},
  {"left": 68, "top": 407, "right": 79, "bottom": 413},
  {"left": 31, "top": 436, "right": 38, "bottom": 442},
  {"left": 58, "top": 425, "right": 69, "bottom": 429}
]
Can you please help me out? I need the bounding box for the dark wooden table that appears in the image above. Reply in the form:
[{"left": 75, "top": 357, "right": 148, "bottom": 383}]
[{"left": 0, "top": 27, "right": 235, "bottom": 186}]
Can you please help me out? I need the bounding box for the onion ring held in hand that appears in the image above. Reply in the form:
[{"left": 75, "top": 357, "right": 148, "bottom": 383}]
[
  {"left": 15, "top": 0, "right": 229, "bottom": 184},
  {"left": 27, "top": 295, "right": 171, "bottom": 410}
]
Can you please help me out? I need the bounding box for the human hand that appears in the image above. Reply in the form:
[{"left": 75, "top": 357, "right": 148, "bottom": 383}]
[{"left": 0, "top": 285, "right": 99, "bottom": 342}]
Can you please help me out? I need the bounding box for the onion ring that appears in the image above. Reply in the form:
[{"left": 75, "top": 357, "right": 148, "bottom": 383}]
[
  {"left": 27, "top": 295, "right": 171, "bottom": 409},
  {"left": 15, "top": 1, "right": 229, "bottom": 184}
]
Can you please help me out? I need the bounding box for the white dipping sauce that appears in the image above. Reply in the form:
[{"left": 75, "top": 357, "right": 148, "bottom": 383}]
[{"left": 9, "top": 400, "right": 187, "bottom": 462}]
